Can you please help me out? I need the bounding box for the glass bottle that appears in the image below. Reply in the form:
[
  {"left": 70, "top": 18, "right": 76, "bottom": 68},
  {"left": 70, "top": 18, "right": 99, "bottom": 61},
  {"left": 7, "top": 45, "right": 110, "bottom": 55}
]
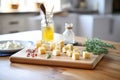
[
  {"left": 41, "top": 12, "right": 54, "bottom": 43},
  {"left": 63, "top": 23, "right": 75, "bottom": 44}
]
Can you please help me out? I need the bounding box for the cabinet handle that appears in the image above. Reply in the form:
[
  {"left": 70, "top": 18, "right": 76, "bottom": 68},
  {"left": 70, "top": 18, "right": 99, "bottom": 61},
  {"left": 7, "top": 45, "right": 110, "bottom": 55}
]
[
  {"left": 9, "top": 21, "right": 19, "bottom": 25},
  {"left": 9, "top": 30, "right": 19, "bottom": 33}
]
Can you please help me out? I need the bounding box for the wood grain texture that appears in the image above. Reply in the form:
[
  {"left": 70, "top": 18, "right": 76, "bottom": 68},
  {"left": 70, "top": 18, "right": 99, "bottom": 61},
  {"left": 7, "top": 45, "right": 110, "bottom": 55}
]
[
  {"left": 0, "top": 30, "right": 120, "bottom": 80},
  {"left": 10, "top": 47, "right": 104, "bottom": 69}
]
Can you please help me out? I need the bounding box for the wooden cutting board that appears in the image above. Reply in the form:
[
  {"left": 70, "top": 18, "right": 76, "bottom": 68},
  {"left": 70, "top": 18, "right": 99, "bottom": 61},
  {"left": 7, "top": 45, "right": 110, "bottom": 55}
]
[{"left": 10, "top": 47, "right": 104, "bottom": 69}]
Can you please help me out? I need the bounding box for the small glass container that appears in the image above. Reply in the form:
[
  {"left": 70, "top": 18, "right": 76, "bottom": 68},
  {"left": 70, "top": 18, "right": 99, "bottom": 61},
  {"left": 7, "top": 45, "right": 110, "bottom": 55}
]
[
  {"left": 10, "top": 0, "right": 19, "bottom": 9},
  {"left": 63, "top": 23, "right": 75, "bottom": 44},
  {"left": 41, "top": 13, "right": 54, "bottom": 43}
]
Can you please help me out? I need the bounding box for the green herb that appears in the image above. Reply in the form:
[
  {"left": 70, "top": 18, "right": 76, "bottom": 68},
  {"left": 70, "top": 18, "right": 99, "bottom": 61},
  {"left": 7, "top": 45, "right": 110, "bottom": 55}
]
[
  {"left": 84, "top": 38, "right": 115, "bottom": 55},
  {"left": 46, "top": 53, "right": 51, "bottom": 59}
]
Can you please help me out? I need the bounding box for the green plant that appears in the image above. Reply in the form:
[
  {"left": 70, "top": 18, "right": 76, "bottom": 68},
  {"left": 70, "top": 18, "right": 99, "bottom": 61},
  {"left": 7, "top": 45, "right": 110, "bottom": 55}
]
[
  {"left": 84, "top": 38, "right": 115, "bottom": 55},
  {"left": 46, "top": 53, "right": 51, "bottom": 59}
]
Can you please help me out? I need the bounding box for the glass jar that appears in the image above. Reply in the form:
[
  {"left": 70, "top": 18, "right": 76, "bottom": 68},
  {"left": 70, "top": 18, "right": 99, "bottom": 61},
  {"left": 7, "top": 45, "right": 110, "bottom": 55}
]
[
  {"left": 63, "top": 23, "right": 75, "bottom": 44},
  {"left": 41, "top": 13, "right": 54, "bottom": 42},
  {"left": 10, "top": 0, "right": 19, "bottom": 9}
]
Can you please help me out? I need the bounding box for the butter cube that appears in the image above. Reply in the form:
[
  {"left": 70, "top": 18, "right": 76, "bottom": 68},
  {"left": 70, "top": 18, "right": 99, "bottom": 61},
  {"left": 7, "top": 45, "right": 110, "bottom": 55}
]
[
  {"left": 72, "top": 52, "right": 80, "bottom": 60},
  {"left": 62, "top": 46, "right": 68, "bottom": 53},
  {"left": 50, "top": 42, "right": 56, "bottom": 51},
  {"left": 73, "top": 47, "right": 79, "bottom": 53},
  {"left": 66, "top": 50, "right": 73, "bottom": 57},
  {"left": 38, "top": 47, "right": 46, "bottom": 54},
  {"left": 83, "top": 51, "right": 91, "bottom": 59},
  {"left": 54, "top": 45, "right": 60, "bottom": 50},
  {"left": 66, "top": 44, "right": 73, "bottom": 51},
  {"left": 35, "top": 40, "right": 42, "bottom": 48},
  {"left": 58, "top": 40, "right": 64, "bottom": 46},
  {"left": 52, "top": 50, "right": 61, "bottom": 56},
  {"left": 58, "top": 40, "right": 64, "bottom": 50},
  {"left": 42, "top": 44, "right": 48, "bottom": 50}
]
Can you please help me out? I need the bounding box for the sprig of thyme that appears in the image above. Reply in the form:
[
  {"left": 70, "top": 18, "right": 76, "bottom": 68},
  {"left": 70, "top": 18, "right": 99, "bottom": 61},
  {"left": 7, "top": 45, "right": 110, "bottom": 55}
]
[
  {"left": 84, "top": 38, "right": 115, "bottom": 55},
  {"left": 46, "top": 53, "right": 51, "bottom": 59}
]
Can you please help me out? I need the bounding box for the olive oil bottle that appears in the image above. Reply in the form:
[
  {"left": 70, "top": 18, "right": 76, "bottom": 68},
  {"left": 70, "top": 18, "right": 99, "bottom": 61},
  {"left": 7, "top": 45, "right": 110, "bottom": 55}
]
[{"left": 41, "top": 13, "right": 54, "bottom": 42}]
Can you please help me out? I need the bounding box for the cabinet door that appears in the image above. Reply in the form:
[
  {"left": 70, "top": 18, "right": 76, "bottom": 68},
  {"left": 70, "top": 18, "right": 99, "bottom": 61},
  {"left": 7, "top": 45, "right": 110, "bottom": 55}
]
[
  {"left": 113, "top": 15, "right": 120, "bottom": 42},
  {"left": 28, "top": 15, "right": 41, "bottom": 30},
  {"left": 78, "top": 15, "right": 93, "bottom": 38},
  {"left": 0, "top": 16, "right": 2, "bottom": 34},
  {"left": 0, "top": 13, "right": 37, "bottom": 34},
  {"left": 1, "top": 15, "right": 26, "bottom": 34},
  {"left": 93, "top": 16, "right": 120, "bottom": 42},
  {"left": 93, "top": 16, "right": 113, "bottom": 40},
  {"left": 54, "top": 16, "right": 64, "bottom": 34},
  {"left": 1, "top": 15, "right": 26, "bottom": 26},
  {"left": 28, "top": 18, "right": 41, "bottom": 30},
  {"left": 54, "top": 13, "right": 78, "bottom": 35}
]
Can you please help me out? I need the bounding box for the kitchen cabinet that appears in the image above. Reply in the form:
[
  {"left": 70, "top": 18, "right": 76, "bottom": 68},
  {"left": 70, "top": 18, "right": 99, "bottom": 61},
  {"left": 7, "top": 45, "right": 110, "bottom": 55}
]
[
  {"left": 28, "top": 13, "right": 79, "bottom": 36},
  {"left": 112, "top": 15, "right": 120, "bottom": 42},
  {"left": 0, "top": 18, "right": 2, "bottom": 34},
  {"left": 78, "top": 15, "right": 120, "bottom": 42},
  {"left": 98, "top": 0, "right": 112, "bottom": 14},
  {"left": 28, "top": 15, "right": 41, "bottom": 31},
  {"left": 78, "top": 15, "right": 93, "bottom": 38},
  {"left": 0, "top": 13, "right": 38, "bottom": 34},
  {"left": 53, "top": 13, "right": 79, "bottom": 36}
]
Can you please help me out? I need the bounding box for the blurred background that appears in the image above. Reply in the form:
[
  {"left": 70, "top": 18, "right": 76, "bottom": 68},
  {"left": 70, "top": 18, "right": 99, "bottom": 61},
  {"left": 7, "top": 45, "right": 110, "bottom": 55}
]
[{"left": 0, "top": 0, "right": 120, "bottom": 42}]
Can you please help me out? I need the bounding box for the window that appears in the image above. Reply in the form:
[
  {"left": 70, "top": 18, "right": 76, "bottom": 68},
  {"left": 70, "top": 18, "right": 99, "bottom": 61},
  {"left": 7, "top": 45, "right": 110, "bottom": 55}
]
[{"left": 0, "top": 0, "right": 61, "bottom": 12}]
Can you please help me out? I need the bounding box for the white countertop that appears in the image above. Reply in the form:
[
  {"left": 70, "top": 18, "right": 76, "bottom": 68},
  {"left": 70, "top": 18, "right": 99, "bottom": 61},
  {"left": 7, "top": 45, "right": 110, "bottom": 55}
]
[{"left": 0, "top": 30, "right": 63, "bottom": 43}]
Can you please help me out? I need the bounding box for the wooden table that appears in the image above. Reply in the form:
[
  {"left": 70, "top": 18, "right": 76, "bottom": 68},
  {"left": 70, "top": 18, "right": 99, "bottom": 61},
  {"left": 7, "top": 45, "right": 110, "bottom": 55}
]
[{"left": 0, "top": 30, "right": 120, "bottom": 80}]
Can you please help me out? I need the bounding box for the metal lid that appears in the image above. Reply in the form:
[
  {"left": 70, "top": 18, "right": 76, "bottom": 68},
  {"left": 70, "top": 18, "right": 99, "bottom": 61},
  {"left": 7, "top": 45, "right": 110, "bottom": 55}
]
[{"left": 65, "top": 23, "right": 73, "bottom": 29}]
